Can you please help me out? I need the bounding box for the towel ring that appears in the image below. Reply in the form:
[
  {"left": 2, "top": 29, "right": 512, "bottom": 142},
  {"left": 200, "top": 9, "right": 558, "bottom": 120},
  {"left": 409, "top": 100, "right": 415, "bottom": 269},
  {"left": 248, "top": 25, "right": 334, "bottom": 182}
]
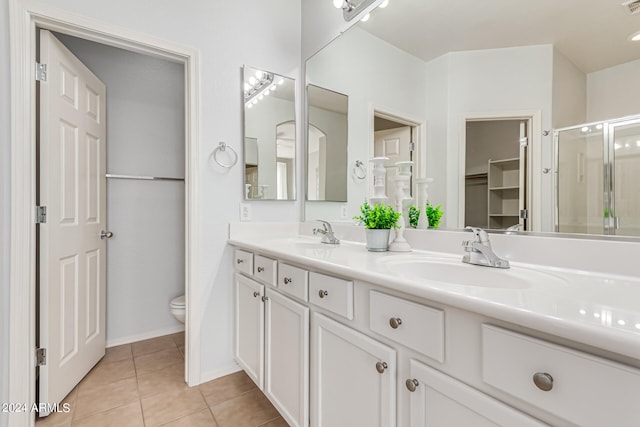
[
  {"left": 353, "top": 160, "right": 367, "bottom": 180},
  {"left": 212, "top": 141, "right": 238, "bottom": 168}
]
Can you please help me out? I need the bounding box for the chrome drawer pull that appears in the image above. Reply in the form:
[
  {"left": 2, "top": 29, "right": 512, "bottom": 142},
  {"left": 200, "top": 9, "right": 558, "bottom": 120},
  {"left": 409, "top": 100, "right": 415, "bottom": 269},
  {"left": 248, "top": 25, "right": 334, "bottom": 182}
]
[
  {"left": 283, "top": 277, "right": 292, "bottom": 284},
  {"left": 406, "top": 378, "right": 419, "bottom": 392},
  {"left": 236, "top": 259, "right": 244, "bottom": 264},
  {"left": 376, "top": 361, "right": 388, "bottom": 374},
  {"left": 533, "top": 372, "right": 553, "bottom": 391},
  {"left": 257, "top": 266, "right": 264, "bottom": 273},
  {"left": 389, "top": 317, "right": 403, "bottom": 329},
  {"left": 318, "top": 290, "right": 329, "bottom": 298}
]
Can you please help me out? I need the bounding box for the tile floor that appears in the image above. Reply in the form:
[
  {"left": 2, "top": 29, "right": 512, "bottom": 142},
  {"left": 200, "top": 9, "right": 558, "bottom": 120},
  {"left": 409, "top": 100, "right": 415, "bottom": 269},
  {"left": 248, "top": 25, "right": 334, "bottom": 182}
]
[{"left": 36, "top": 333, "right": 288, "bottom": 427}]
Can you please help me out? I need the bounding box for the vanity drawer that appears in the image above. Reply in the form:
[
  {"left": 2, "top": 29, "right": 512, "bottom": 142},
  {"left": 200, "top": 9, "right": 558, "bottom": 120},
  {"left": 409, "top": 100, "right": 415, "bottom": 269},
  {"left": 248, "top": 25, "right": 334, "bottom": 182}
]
[
  {"left": 253, "top": 255, "right": 277, "bottom": 286},
  {"left": 308, "top": 272, "right": 353, "bottom": 320},
  {"left": 234, "top": 249, "right": 253, "bottom": 275},
  {"left": 482, "top": 324, "right": 640, "bottom": 427},
  {"left": 277, "top": 263, "right": 308, "bottom": 301},
  {"left": 369, "top": 291, "right": 444, "bottom": 363}
]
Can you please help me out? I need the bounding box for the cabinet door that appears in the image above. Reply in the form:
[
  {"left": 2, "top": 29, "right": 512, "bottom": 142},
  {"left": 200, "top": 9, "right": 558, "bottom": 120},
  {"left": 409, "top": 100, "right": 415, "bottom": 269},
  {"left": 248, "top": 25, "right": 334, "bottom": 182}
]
[
  {"left": 234, "top": 274, "right": 264, "bottom": 388},
  {"left": 312, "top": 313, "right": 396, "bottom": 427},
  {"left": 265, "top": 289, "right": 309, "bottom": 427},
  {"left": 407, "top": 359, "right": 547, "bottom": 427}
]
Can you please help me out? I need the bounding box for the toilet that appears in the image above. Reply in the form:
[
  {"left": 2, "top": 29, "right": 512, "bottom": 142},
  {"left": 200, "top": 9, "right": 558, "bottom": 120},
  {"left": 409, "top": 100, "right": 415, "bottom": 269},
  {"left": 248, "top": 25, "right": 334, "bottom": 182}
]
[{"left": 170, "top": 295, "right": 186, "bottom": 323}]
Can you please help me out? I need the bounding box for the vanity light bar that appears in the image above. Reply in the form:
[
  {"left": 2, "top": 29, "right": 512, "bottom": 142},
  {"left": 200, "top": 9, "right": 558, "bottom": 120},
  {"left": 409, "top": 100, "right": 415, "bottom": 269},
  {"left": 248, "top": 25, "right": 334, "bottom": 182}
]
[
  {"left": 244, "top": 72, "right": 274, "bottom": 106},
  {"left": 335, "top": 0, "right": 387, "bottom": 22}
]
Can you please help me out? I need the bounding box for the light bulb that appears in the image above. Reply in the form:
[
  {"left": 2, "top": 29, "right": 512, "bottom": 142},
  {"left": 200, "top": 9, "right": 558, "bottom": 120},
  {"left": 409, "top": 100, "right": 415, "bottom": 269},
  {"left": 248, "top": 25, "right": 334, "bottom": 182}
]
[
  {"left": 249, "top": 76, "right": 257, "bottom": 85},
  {"left": 379, "top": 0, "right": 389, "bottom": 8},
  {"left": 264, "top": 89, "right": 270, "bottom": 96},
  {"left": 278, "top": 78, "right": 284, "bottom": 85},
  {"left": 333, "top": 0, "right": 343, "bottom": 8},
  {"left": 247, "top": 103, "right": 252, "bottom": 109},
  {"left": 252, "top": 99, "right": 258, "bottom": 105},
  {"left": 581, "top": 126, "right": 589, "bottom": 133},
  {"left": 271, "top": 84, "right": 277, "bottom": 91},
  {"left": 255, "top": 70, "right": 263, "bottom": 79},
  {"left": 258, "top": 94, "right": 264, "bottom": 100},
  {"left": 244, "top": 83, "right": 250, "bottom": 91},
  {"left": 361, "top": 13, "right": 370, "bottom": 22},
  {"left": 595, "top": 124, "right": 603, "bottom": 130}
]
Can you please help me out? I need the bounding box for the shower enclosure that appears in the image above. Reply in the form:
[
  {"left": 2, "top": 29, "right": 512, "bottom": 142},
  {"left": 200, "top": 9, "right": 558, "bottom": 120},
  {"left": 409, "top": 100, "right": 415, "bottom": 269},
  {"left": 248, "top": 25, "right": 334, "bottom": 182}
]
[{"left": 555, "top": 115, "right": 640, "bottom": 236}]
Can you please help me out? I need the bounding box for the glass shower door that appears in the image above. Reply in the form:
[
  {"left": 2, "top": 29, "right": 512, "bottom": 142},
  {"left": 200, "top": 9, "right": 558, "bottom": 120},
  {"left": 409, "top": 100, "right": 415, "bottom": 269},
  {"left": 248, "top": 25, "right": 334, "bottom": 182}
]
[
  {"left": 610, "top": 118, "right": 640, "bottom": 236},
  {"left": 555, "top": 124, "right": 605, "bottom": 235}
]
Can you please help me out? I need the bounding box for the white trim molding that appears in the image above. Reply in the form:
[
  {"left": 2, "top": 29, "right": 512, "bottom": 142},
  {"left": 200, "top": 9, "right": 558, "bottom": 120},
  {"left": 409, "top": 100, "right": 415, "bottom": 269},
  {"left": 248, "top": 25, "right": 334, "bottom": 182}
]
[{"left": 9, "top": 1, "right": 201, "bottom": 425}]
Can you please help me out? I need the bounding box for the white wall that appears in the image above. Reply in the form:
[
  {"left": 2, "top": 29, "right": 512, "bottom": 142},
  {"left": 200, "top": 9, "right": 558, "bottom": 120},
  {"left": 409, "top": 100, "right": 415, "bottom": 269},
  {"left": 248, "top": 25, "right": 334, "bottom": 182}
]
[
  {"left": 305, "top": 27, "right": 427, "bottom": 220},
  {"left": 552, "top": 48, "right": 587, "bottom": 129},
  {"left": 0, "top": 0, "right": 9, "bottom": 422},
  {"left": 3, "top": 0, "right": 301, "bottom": 388},
  {"left": 587, "top": 58, "right": 640, "bottom": 122},
  {"left": 56, "top": 34, "right": 186, "bottom": 345}
]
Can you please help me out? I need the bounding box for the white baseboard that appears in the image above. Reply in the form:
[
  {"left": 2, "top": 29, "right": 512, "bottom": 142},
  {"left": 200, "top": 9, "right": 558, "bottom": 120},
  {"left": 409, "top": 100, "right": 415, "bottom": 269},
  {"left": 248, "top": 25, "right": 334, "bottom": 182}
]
[
  {"left": 106, "top": 324, "right": 185, "bottom": 348},
  {"left": 199, "top": 363, "right": 242, "bottom": 385}
]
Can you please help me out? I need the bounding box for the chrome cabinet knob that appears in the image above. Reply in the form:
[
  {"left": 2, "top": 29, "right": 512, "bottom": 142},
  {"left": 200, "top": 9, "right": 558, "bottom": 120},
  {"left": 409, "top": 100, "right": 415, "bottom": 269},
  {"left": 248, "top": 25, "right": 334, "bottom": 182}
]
[
  {"left": 236, "top": 259, "right": 244, "bottom": 264},
  {"left": 375, "top": 361, "right": 388, "bottom": 374},
  {"left": 406, "top": 378, "right": 419, "bottom": 392},
  {"left": 257, "top": 266, "right": 264, "bottom": 273},
  {"left": 533, "top": 372, "right": 553, "bottom": 391},
  {"left": 253, "top": 291, "right": 259, "bottom": 298},
  {"left": 283, "top": 277, "right": 292, "bottom": 284},
  {"left": 318, "top": 290, "right": 328, "bottom": 298},
  {"left": 100, "top": 230, "right": 114, "bottom": 239},
  {"left": 261, "top": 295, "right": 269, "bottom": 302},
  {"left": 389, "top": 317, "right": 403, "bottom": 329}
]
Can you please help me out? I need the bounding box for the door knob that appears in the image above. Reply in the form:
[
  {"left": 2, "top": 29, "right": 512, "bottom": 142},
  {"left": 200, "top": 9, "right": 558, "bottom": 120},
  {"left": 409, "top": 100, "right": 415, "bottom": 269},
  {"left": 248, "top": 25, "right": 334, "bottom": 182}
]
[{"left": 100, "top": 230, "right": 114, "bottom": 239}]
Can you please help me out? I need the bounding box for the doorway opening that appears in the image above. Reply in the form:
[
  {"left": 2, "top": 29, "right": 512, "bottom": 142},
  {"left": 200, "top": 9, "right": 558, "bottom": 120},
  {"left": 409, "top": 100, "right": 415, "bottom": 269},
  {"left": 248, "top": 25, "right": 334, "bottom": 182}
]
[
  {"left": 462, "top": 118, "right": 531, "bottom": 231},
  {"left": 9, "top": 3, "right": 200, "bottom": 425}
]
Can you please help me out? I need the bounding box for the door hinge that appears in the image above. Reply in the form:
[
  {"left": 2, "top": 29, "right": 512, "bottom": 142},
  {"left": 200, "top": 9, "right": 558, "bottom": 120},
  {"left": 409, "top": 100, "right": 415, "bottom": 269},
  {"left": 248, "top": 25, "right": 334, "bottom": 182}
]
[
  {"left": 520, "top": 209, "right": 528, "bottom": 219},
  {"left": 409, "top": 142, "right": 416, "bottom": 151},
  {"left": 36, "top": 206, "right": 47, "bottom": 224},
  {"left": 36, "top": 348, "right": 47, "bottom": 366},
  {"left": 35, "top": 63, "right": 47, "bottom": 82},
  {"left": 519, "top": 137, "right": 528, "bottom": 147}
]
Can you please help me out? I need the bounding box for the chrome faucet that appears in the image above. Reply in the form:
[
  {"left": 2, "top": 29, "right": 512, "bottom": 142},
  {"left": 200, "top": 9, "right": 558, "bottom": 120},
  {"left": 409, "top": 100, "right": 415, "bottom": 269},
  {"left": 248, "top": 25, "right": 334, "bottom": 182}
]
[
  {"left": 462, "top": 227, "right": 510, "bottom": 269},
  {"left": 313, "top": 220, "right": 340, "bottom": 244}
]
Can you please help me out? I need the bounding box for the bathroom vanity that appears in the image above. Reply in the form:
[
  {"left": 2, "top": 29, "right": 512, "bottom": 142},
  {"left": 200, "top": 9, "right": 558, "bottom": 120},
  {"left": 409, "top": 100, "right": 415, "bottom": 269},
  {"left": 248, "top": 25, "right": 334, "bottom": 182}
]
[{"left": 229, "top": 224, "right": 640, "bottom": 427}]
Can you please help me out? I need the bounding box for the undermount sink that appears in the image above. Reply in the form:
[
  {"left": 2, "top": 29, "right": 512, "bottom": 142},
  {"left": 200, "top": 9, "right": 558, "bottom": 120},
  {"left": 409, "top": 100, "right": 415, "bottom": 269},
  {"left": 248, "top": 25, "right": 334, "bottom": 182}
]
[{"left": 377, "top": 256, "right": 566, "bottom": 289}]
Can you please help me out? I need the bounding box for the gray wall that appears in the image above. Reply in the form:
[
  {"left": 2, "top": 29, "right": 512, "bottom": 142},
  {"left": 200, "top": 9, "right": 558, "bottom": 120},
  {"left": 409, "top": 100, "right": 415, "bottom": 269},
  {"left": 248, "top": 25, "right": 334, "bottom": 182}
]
[
  {"left": 1, "top": 0, "right": 10, "bottom": 424},
  {"left": 56, "top": 33, "right": 186, "bottom": 345}
]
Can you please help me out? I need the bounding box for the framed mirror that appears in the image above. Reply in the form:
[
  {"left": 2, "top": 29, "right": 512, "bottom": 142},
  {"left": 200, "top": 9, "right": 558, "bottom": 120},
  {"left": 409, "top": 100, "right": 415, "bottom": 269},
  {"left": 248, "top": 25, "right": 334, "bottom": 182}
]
[
  {"left": 243, "top": 65, "right": 296, "bottom": 200},
  {"left": 306, "top": 84, "right": 348, "bottom": 202},
  {"left": 303, "top": 1, "right": 640, "bottom": 237}
]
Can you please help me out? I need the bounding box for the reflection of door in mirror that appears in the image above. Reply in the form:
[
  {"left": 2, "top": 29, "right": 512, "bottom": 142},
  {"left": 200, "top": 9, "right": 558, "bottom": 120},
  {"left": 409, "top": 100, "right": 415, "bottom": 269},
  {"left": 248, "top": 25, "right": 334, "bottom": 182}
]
[
  {"left": 276, "top": 121, "right": 296, "bottom": 200},
  {"left": 464, "top": 119, "right": 528, "bottom": 231},
  {"left": 244, "top": 137, "right": 258, "bottom": 198},
  {"left": 611, "top": 120, "right": 640, "bottom": 236},
  {"left": 373, "top": 117, "right": 413, "bottom": 206},
  {"left": 308, "top": 124, "right": 327, "bottom": 200},
  {"left": 306, "top": 84, "right": 348, "bottom": 202}
]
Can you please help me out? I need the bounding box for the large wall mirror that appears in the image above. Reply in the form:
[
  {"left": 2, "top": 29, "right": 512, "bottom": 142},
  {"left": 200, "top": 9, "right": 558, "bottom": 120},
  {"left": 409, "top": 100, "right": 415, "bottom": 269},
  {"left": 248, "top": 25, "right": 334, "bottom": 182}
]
[
  {"left": 304, "top": 0, "right": 640, "bottom": 237},
  {"left": 307, "top": 84, "right": 348, "bottom": 202},
  {"left": 243, "top": 65, "right": 296, "bottom": 200}
]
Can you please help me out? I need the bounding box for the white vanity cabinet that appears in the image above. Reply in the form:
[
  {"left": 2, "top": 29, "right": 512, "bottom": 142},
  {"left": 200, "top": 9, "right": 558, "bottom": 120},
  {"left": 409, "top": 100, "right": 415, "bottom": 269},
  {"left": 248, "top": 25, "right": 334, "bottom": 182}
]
[
  {"left": 234, "top": 273, "right": 310, "bottom": 427},
  {"left": 406, "top": 359, "right": 547, "bottom": 426},
  {"left": 312, "top": 313, "right": 396, "bottom": 427}
]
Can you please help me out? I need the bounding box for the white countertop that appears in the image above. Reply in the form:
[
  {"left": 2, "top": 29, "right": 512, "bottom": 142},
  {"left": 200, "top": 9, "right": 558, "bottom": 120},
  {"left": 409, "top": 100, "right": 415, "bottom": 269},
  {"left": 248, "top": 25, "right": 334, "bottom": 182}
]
[{"left": 229, "top": 228, "right": 640, "bottom": 361}]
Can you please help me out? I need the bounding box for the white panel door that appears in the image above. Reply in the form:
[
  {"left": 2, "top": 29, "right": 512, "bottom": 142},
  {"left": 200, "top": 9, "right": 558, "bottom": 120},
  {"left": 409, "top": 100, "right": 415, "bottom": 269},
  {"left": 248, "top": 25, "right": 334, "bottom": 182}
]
[
  {"left": 234, "top": 274, "right": 265, "bottom": 388},
  {"left": 38, "top": 29, "right": 107, "bottom": 414},
  {"left": 312, "top": 313, "right": 396, "bottom": 427},
  {"left": 407, "top": 359, "right": 546, "bottom": 427},
  {"left": 264, "top": 289, "right": 309, "bottom": 427},
  {"left": 374, "top": 126, "right": 412, "bottom": 203}
]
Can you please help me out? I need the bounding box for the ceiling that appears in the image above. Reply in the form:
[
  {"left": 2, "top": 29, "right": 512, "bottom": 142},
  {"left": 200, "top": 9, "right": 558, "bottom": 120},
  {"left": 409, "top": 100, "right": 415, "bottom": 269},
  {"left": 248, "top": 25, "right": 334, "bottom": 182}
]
[{"left": 359, "top": 0, "right": 640, "bottom": 73}]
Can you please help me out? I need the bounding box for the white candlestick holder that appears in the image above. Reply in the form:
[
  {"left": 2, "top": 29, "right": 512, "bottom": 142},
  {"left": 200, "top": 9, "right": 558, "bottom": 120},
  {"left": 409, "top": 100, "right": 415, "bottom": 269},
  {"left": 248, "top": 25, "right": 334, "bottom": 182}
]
[
  {"left": 388, "top": 175, "right": 411, "bottom": 252},
  {"left": 416, "top": 178, "right": 434, "bottom": 229},
  {"left": 369, "top": 157, "right": 389, "bottom": 206}
]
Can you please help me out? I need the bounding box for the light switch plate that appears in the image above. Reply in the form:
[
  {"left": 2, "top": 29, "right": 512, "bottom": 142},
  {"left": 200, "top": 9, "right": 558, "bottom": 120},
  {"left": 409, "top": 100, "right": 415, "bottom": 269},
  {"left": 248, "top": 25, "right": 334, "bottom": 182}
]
[
  {"left": 240, "top": 203, "right": 251, "bottom": 221},
  {"left": 341, "top": 204, "right": 348, "bottom": 218}
]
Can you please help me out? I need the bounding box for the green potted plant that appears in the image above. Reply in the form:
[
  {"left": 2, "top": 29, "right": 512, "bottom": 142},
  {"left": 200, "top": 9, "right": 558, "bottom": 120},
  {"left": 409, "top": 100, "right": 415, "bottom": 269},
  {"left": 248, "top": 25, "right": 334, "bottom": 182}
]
[
  {"left": 353, "top": 200, "right": 401, "bottom": 251},
  {"left": 408, "top": 202, "right": 444, "bottom": 229}
]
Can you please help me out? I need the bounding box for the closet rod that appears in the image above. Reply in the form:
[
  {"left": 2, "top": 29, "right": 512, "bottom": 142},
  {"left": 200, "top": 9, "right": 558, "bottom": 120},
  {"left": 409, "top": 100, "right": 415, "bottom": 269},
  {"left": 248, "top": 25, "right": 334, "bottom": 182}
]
[{"left": 105, "top": 173, "right": 184, "bottom": 182}]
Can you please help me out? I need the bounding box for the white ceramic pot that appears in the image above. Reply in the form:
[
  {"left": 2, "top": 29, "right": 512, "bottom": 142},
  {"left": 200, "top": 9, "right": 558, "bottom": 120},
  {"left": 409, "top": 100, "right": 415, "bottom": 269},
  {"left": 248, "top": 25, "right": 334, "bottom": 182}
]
[{"left": 365, "top": 228, "right": 391, "bottom": 252}]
